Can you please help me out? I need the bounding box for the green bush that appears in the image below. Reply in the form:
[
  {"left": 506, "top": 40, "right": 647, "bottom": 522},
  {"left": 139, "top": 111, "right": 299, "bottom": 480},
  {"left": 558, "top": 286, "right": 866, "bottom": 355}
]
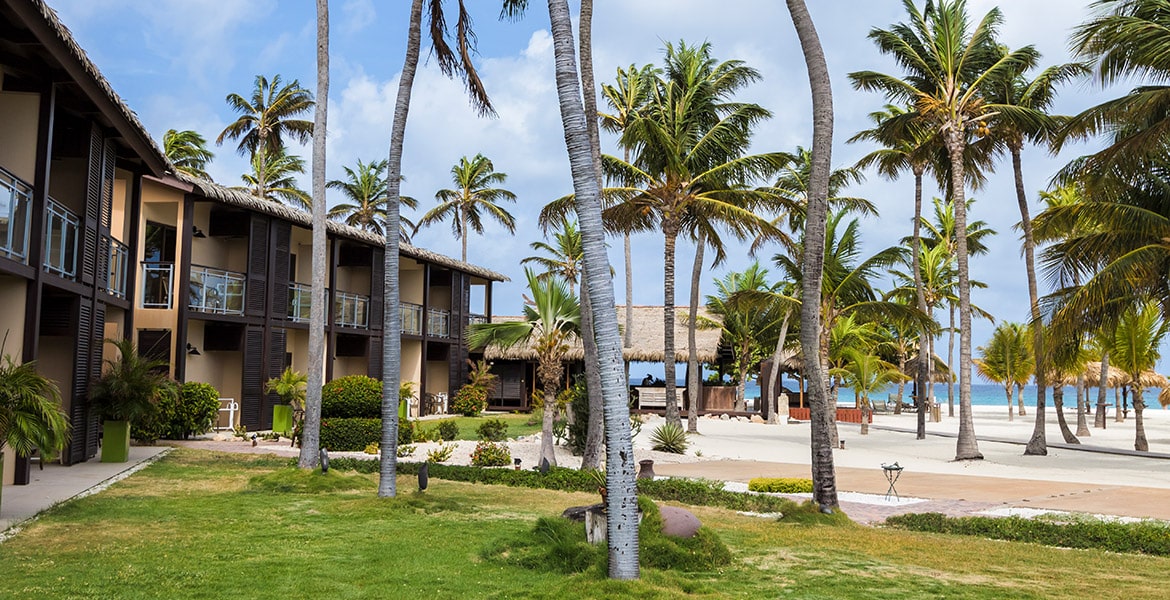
[
  {"left": 566, "top": 381, "right": 589, "bottom": 455},
  {"left": 321, "top": 375, "right": 382, "bottom": 418},
  {"left": 886, "top": 513, "right": 1170, "bottom": 556},
  {"left": 748, "top": 478, "right": 814, "bottom": 494},
  {"left": 437, "top": 420, "right": 460, "bottom": 442},
  {"left": 132, "top": 381, "right": 221, "bottom": 442},
  {"left": 650, "top": 423, "right": 689, "bottom": 454},
  {"left": 452, "top": 384, "right": 488, "bottom": 416},
  {"left": 470, "top": 441, "right": 511, "bottom": 466},
  {"left": 319, "top": 417, "right": 381, "bottom": 451},
  {"left": 476, "top": 418, "right": 509, "bottom": 441},
  {"left": 398, "top": 419, "right": 414, "bottom": 447},
  {"left": 427, "top": 443, "right": 456, "bottom": 463}
]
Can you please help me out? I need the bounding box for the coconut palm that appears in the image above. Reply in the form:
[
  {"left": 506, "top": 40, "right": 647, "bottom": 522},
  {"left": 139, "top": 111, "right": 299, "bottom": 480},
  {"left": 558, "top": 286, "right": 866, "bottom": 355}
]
[
  {"left": 216, "top": 74, "right": 314, "bottom": 199},
  {"left": 417, "top": 154, "right": 516, "bottom": 262},
  {"left": 163, "top": 129, "right": 215, "bottom": 180},
  {"left": 234, "top": 147, "right": 312, "bottom": 210},
  {"left": 785, "top": 0, "right": 840, "bottom": 511},
  {"left": 831, "top": 348, "right": 906, "bottom": 435},
  {"left": 1110, "top": 301, "right": 1167, "bottom": 451},
  {"left": 0, "top": 356, "right": 68, "bottom": 464},
  {"left": 851, "top": 0, "right": 1039, "bottom": 461},
  {"left": 327, "top": 159, "right": 418, "bottom": 240},
  {"left": 975, "top": 322, "right": 1033, "bottom": 421},
  {"left": 470, "top": 270, "right": 579, "bottom": 470},
  {"left": 703, "top": 263, "right": 784, "bottom": 411},
  {"left": 522, "top": 219, "right": 583, "bottom": 295}
]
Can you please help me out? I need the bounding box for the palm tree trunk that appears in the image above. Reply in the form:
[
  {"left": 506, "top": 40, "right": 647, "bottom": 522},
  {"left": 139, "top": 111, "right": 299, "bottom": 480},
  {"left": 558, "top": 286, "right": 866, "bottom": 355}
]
[
  {"left": 686, "top": 235, "right": 704, "bottom": 433},
  {"left": 1005, "top": 385, "right": 1013, "bottom": 422},
  {"left": 377, "top": 0, "right": 421, "bottom": 497},
  {"left": 576, "top": 0, "right": 605, "bottom": 471},
  {"left": 768, "top": 311, "right": 791, "bottom": 424},
  {"left": 1095, "top": 353, "right": 1109, "bottom": 429},
  {"left": 927, "top": 330, "right": 936, "bottom": 422},
  {"left": 912, "top": 166, "right": 929, "bottom": 438},
  {"left": 539, "top": 361, "right": 561, "bottom": 467},
  {"left": 300, "top": 0, "right": 329, "bottom": 470},
  {"left": 623, "top": 147, "right": 634, "bottom": 390},
  {"left": 662, "top": 221, "right": 680, "bottom": 428},
  {"left": 1134, "top": 385, "right": 1148, "bottom": 451},
  {"left": 1013, "top": 145, "right": 1047, "bottom": 456},
  {"left": 1116, "top": 386, "right": 1125, "bottom": 423},
  {"left": 545, "top": 0, "right": 638, "bottom": 578},
  {"left": 895, "top": 354, "right": 905, "bottom": 415},
  {"left": 947, "top": 302, "right": 955, "bottom": 418},
  {"left": 786, "top": 0, "right": 839, "bottom": 510},
  {"left": 947, "top": 134, "right": 982, "bottom": 461},
  {"left": 1053, "top": 384, "right": 1078, "bottom": 444},
  {"left": 1075, "top": 373, "right": 1090, "bottom": 437},
  {"left": 459, "top": 206, "right": 468, "bottom": 262}
]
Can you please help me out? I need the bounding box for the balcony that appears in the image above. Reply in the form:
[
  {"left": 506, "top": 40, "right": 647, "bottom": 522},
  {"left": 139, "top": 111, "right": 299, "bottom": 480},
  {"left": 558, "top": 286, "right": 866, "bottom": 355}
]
[
  {"left": 189, "top": 265, "right": 245, "bottom": 315},
  {"left": 428, "top": 308, "right": 450, "bottom": 338},
  {"left": 103, "top": 236, "right": 130, "bottom": 299},
  {"left": 334, "top": 290, "right": 369, "bottom": 329},
  {"left": 402, "top": 302, "right": 423, "bottom": 335},
  {"left": 141, "top": 262, "right": 173, "bottom": 309},
  {"left": 288, "top": 282, "right": 311, "bottom": 323},
  {"left": 0, "top": 166, "right": 31, "bottom": 264},
  {"left": 43, "top": 198, "right": 79, "bottom": 279},
  {"left": 468, "top": 314, "right": 487, "bottom": 325}
]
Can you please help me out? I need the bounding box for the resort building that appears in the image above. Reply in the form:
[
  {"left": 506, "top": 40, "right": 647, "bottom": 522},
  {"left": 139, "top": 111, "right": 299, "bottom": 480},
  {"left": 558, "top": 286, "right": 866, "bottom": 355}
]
[{"left": 0, "top": 0, "right": 503, "bottom": 487}]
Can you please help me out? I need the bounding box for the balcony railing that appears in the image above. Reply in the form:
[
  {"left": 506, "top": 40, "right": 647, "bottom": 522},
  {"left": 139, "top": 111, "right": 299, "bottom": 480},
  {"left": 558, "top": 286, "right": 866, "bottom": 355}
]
[
  {"left": 288, "top": 282, "right": 311, "bottom": 323},
  {"left": 0, "top": 166, "right": 32, "bottom": 264},
  {"left": 43, "top": 198, "right": 79, "bottom": 279},
  {"left": 141, "top": 262, "right": 173, "bottom": 309},
  {"left": 468, "top": 313, "right": 488, "bottom": 325},
  {"left": 104, "top": 236, "right": 130, "bottom": 299},
  {"left": 402, "top": 302, "right": 423, "bottom": 335},
  {"left": 189, "top": 265, "right": 245, "bottom": 315},
  {"left": 334, "top": 291, "right": 369, "bottom": 328},
  {"left": 428, "top": 308, "right": 451, "bottom": 338}
]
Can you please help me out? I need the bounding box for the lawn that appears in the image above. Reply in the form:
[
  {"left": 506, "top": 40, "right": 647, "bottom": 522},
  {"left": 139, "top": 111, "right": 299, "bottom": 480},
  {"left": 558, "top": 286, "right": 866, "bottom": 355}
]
[
  {"left": 1, "top": 449, "right": 1166, "bottom": 599},
  {"left": 421, "top": 412, "right": 542, "bottom": 440}
]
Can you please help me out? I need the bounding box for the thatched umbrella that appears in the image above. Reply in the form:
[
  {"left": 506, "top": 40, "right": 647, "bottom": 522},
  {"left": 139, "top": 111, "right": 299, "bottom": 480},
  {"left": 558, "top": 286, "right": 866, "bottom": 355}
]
[
  {"left": 1081, "top": 361, "right": 1126, "bottom": 388},
  {"left": 1120, "top": 370, "right": 1170, "bottom": 389},
  {"left": 1159, "top": 387, "right": 1170, "bottom": 408}
]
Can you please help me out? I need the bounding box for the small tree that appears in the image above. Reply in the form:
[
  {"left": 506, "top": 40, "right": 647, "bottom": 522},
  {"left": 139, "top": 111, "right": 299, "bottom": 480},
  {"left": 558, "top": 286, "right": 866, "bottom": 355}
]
[
  {"left": 266, "top": 367, "right": 308, "bottom": 410},
  {"left": 90, "top": 339, "right": 177, "bottom": 425}
]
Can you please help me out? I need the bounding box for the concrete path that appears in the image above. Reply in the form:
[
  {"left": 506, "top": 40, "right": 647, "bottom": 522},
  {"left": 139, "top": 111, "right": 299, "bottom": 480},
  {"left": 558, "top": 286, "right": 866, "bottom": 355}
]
[{"left": 1, "top": 446, "right": 170, "bottom": 536}]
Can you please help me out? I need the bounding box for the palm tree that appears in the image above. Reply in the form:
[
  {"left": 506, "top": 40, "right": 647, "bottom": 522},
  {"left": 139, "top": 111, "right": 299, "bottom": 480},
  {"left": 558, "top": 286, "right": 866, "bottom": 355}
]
[
  {"left": 1110, "top": 301, "right": 1167, "bottom": 451},
  {"left": 0, "top": 356, "right": 69, "bottom": 465},
  {"left": 522, "top": 219, "right": 583, "bottom": 295},
  {"left": 975, "top": 322, "right": 1033, "bottom": 421},
  {"left": 703, "top": 263, "right": 783, "bottom": 411},
  {"left": 216, "top": 74, "right": 314, "bottom": 199},
  {"left": 163, "top": 129, "right": 215, "bottom": 180},
  {"left": 470, "top": 270, "right": 579, "bottom": 468},
  {"left": 539, "top": 0, "right": 640, "bottom": 577},
  {"left": 327, "top": 159, "right": 418, "bottom": 240},
  {"left": 785, "top": 0, "right": 840, "bottom": 512},
  {"left": 851, "top": 0, "right": 1037, "bottom": 461},
  {"left": 831, "top": 348, "right": 905, "bottom": 435},
  {"left": 234, "top": 147, "right": 312, "bottom": 210},
  {"left": 417, "top": 154, "right": 517, "bottom": 262}
]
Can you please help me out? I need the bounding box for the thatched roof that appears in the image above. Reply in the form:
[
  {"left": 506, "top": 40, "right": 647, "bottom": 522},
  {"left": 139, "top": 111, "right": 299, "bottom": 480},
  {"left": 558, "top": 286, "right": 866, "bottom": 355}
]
[
  {"left": 170, "top": 173, "right": 508, "bottom": 282},
  {"left": 10, "top": 0, "right": 169, "bottom": 175},
  {"left": 1082, "top": 362, "right": 1126, "bottom": 388},
  {"left": 480, "top": 305, "right": 723, "bottom": 363}
]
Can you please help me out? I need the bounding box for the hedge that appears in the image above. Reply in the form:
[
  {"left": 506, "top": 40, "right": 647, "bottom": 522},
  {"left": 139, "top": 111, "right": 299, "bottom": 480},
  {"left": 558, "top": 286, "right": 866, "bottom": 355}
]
[
  {"left": 886, "top": 513, "right": 1170, "bottom": 556},
  {"left": 321, "top": 375, "right": 382, "bottom": 418},
  {"left": 748, "top": 478, "right": 814, "bottom": 494},
  {"left": 319, "top": 418, "right": 381, "bottom": 451}
]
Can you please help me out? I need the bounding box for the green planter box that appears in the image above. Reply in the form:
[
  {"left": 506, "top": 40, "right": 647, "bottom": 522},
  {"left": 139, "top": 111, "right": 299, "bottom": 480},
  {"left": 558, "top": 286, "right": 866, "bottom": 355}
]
[
  {"left": 272, "top": 405, "right": 293, "bottom": 436},
  {"left": 102, "top": 420, "right": 131, "bottom": 463}
]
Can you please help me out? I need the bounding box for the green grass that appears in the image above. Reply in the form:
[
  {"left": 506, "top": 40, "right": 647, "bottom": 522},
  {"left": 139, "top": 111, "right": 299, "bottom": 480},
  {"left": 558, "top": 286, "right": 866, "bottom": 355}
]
[
  {"left": 1, "top": 448, "right": 1168, "bottom": 599},
  {"left": 421, "top": 412, "right": 541, "bottom": 441}
]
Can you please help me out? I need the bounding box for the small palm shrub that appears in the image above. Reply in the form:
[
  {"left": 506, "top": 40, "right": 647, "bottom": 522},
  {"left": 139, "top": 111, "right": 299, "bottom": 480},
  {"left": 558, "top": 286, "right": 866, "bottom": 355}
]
[
  {"left": 476, "top": 418, "right": 508, "bottom": 442},
  {"left": 321, "top": 375, "right": 381, "bottom": 418},
  {"left": 266, "top": 367, "right": 307, "bottom": 409},
  {"left": 0, "top": 355, "right": 69, "bottom": 460},
  {"left": 90, "top": 339, "right": 177, "bottom": 424},
  {"left": 427, "top": 443, "right": 456, "bottom": 463},
  {"left": 470, "top": 441, "right": 511, "bottom": 466},
  {"left": 451, "top": 384, "right": 488, "bottom": 416},
  {"left": 650, "top": 423, "right": 689, "bottom": 454},
  {"left": 437, "top": 420, "right": 460, "bottom": 442}
]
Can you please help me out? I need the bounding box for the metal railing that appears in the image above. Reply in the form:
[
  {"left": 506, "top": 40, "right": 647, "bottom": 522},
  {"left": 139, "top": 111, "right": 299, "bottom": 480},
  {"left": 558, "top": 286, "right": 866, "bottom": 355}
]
[
  {"left": 0, "top": 166, "right": 32, "bottom": 263},
  {"left": 468, "top": 313, "right": 488, "bottom": 325},
  {"left": 401, "top": 302, "right": 423, "bottom": 335},
  {"left": 104, "top": 236, "right": 130, "bottom": 299},
  {"left": 288, "top": 282, "right": 311, "bottom": 323},
  {"left": 189, "top": 265, "right": 245, "bottom": 315},
  {"left": 141, "top": 262, "right": 173, "bottom": 308},
  {"left": 428, "top": 308, "right": 450, "bottom": 338},
  {"left": 43, "top": 198, "right": 79, "bottom": 279},
  {"left": 334, "top": 290, "right": 369, "bottom": 328}
]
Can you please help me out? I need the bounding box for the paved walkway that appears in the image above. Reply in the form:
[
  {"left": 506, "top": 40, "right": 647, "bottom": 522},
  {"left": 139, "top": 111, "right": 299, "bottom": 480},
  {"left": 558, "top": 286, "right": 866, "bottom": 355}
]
[{"left": 1, "top": 446, "right": 170, "bottom": 536}]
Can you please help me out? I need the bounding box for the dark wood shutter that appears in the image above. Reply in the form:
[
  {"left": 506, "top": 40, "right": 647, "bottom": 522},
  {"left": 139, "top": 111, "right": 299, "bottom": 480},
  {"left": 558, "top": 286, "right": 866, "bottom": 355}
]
[
  {"left": 245, "top": 215, "right": 268, "bottom": 317},
  {"left": 241, "top": 326, "right": 265, "bottom": 429},
  {"left": 264, "top": 327, "right": 286, "bottom": 430},
  {"left": 368, "top": 337, "right": 383, "bottom": 380},
  {"left": 100, "top": 139, "right": 115, "bottom": 230},
  {"left": 80, "top": 126, "right": 103, "bottom": 285},
  {"left": 85, "top": 302, "right": 106, "bottom": 459},
  {"left": 66, "top": 299, "right": 91, "bottom": 465},
  {"left": 369, "top": 248, "right": 384, "bottom": 331},
  {"left": 270, "top": 221, "right": 291, "bottom": 321}
]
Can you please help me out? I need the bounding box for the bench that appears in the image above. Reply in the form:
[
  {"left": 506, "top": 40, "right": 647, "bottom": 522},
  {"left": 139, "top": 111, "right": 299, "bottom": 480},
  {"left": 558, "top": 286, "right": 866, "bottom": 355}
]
[{"left": 635, "top": 387, "right": 667, "bottom": 409}]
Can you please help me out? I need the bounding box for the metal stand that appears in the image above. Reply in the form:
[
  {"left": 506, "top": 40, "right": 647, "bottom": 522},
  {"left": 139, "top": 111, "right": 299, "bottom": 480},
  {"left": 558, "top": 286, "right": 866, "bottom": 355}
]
[{"left": 881, "top": 462, "right": 903, "bottom": 501}]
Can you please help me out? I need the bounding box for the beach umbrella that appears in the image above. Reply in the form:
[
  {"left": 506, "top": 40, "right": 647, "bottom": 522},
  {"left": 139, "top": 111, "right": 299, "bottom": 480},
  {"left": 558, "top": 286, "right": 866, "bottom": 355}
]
[
  {"left": 1081, "top": 361, "right": 1125, "bottom": 388},
  {"left": 1159, "top": 387, "right": 1170, "bottom": 408},
  {"left": 1119, "top": 370, "right": 1169, "bottom": 389}
]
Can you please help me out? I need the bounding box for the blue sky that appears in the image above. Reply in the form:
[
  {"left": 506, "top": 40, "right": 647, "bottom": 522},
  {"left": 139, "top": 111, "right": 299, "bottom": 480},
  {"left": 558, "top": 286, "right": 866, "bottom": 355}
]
[{"left": 49, "top": 0, "right": 1163, "bottom": 372}]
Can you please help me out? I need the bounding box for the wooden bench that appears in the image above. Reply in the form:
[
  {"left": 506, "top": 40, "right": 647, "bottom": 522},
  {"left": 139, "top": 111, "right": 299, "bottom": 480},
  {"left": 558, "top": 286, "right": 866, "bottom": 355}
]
[{"left": 635, "top": 387, "right": 667, "bottom": 409}]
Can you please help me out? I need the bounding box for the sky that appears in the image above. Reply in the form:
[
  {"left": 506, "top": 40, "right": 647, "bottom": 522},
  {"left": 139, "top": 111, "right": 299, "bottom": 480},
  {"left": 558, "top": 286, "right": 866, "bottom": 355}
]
[{"left": 48, "top": 0, "right": 1161, "bottom": 372}]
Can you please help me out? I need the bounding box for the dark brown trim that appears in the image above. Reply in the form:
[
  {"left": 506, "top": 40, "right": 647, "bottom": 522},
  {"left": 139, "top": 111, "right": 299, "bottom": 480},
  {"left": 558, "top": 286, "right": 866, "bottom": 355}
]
[
  {"left": 22, "top": 81, "right": 53, "bottom": 362},
  {"left": 123, "top": 172, "right": 142, "bottom": 336},
  {"left": 0, "top": 256, "right": 35, "bottom": 279},
  {"left": 174, "top": 193, "right": 194, "bottom": 382}
]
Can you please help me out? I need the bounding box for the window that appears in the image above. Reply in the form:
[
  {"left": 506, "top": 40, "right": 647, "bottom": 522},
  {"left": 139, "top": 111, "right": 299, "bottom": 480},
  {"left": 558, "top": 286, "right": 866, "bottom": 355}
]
[
  {"left": 141, "top": 221, "right": 176, "bottom": 308},
  {"left": 143, "top": 221, "right": 176, "bottom": 263}
]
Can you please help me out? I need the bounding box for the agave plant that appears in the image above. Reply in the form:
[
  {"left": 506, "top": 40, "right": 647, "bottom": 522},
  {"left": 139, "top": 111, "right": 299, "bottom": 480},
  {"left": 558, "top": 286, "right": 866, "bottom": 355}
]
[{"left": 649, "top": 423, "right": 689, "bottom": 454}]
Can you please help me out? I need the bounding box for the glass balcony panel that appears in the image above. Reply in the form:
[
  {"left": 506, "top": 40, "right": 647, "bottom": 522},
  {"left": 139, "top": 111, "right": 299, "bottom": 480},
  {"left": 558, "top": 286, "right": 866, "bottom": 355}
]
[
  {"left": 401, "top": 302, "right": 423, "bottom": 335},
  {"left": 44, "top": 199, "right": 80, "bottom": 279},
  {"left": 188, "top": 265, "right": 246, "bottom": 315},
  {"left": 104, "top": 236, "right": 130, "bottom": 299},
  {"left": 333, "top": 291, "right": 369, "bottom": 328},
  {"left": 0, "top": 166, "right": 31, "bottom": 263},
  {"left": 427, "top": 308, "right": 450, "bottom": 338}
]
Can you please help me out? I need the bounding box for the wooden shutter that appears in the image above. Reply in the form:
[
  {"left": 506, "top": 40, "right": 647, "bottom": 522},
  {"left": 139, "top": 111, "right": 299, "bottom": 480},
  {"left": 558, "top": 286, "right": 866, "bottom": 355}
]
[
  {"left": 263, "top": 327, "right": 286, "bottom": 430},
  {"left": 100, "top": 139, "right": 115, "bottom": 230},
  {"left": 80, "top": 126, "right": 103, "bottom": 285},
  {"left": 245, "top": 215, "right": 268, "bottom": 317},
  {"left": 65, "top": 299, "right": 91, "bottom": 465},
  {"left": 269, "top": 221, "right": 291, "bottom": 321},
  {"left": 369, "top": 248, "right": 384, "bottom": 330},
  {"left": 241, "top": 326, "right": 265, "bottom": 429},
  {"left": 84, "top": 302, "right": 106, "bottom": 459},
  {"left": 368, "top": 336, "right": 383, "bottom": 380}
]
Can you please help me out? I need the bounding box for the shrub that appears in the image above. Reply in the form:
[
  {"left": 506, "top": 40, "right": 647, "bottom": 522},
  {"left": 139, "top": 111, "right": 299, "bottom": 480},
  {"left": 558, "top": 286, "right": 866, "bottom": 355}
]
[
  {"left": 451, "top": 384, "right": 488, "bottom": 416},
  {"left": 437, "top": 420, "right": 460, "bottom": 442},
  {"left": 321, "top": 375, "right": 382, "bottom": 418},
  {"left": 886, "top": 513, "right": 1170, "bottom": 556},
  {"left": 427, "top": 443, "right": 456, "bottom": 463},
  {"left": 566, "top": 381, "right": 589, "bottom": 455},
  {"left": 398, "top": 419, "right": 414, "bottom": 447},
  {"left": 363, "top": 442, "right": 379, "bottom": 455},
  {"left": 748, "top": 478, "right": 815, "bottom": 494},
  {"left": 133, "top": 381, "right": 220, "bottom": 442},
  {"left": 470, "top": 441, "right": 511, "bottom": 467},
  {"left": 319, "top": 417, "right": 381, "bottom": 451},
  {"left": 650, "top": 423, "right": 689, "bottom": 454},
  {"left": 413, "top": 425, "right": 439, "bottom": 443},
  {"left": 397, "top": 444, "right": 415, "bottom": 458},
  {"left": 477, "top": 418, "right": 509, "bottom": 442}
]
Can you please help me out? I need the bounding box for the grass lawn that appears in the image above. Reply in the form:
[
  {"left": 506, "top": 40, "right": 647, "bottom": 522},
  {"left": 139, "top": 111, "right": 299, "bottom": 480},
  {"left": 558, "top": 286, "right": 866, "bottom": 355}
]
[
  {"left": 1, "top": 449, "right": 1167, "bottom": 599},
  {"left": 422, "top": 412, "right": 541, "bottom": 440}
]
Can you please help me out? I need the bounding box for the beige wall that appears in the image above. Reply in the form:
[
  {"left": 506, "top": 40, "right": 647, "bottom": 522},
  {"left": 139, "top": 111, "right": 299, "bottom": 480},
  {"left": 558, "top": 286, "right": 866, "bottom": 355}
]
[
  {"left": 47, "top": 158, "right": 85, "bottom": 214},
  {"left": 425, "top": 361, "right": 450, "bottom": 397},
  {"left": 135, "top": 182, "right": 187, "bottom": 357},
  {"left": 38, "top": 336, "right": 73, "bottom": 418},
  {"left": 333, "top": 266, "right": 370, "bottom": 295},
  {"left": 0, "top": 92, "right": 39, "bottom": 182},
  {"left": 333, "top": 356, "right": 366, "bottom": 378},
  {"left": 400, "top": 261, "right": 424, "bottom": 304},
  {"left": 0, "top": 276, "right": 26, "bottom": 359},
  {"left": 400, "top": 340, "right": 422, "bottom": 390},
  {"left": 111, "top": 170, "right": 132, "bottom": 243},
  {"left": 1, "top": 442, "right": 13, "bottom": 486},
  {"left": 289, "top": 226, "right": 327, "bottom": 285},
  {"left": 429, "top": 286, "right": 452, "bottom": 310}
]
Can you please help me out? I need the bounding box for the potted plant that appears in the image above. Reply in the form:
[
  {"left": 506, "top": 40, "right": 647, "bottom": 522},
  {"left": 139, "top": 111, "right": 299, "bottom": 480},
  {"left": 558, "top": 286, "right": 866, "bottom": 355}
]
[
  {"left": 0, "top": 355, "right": 69, "bottom": 512},
  {"left": 265, "top": 367, "right": 306, "bottom": 436},
  {"left": 89, "top": 339, "right": 177, "bottom": 462}
]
